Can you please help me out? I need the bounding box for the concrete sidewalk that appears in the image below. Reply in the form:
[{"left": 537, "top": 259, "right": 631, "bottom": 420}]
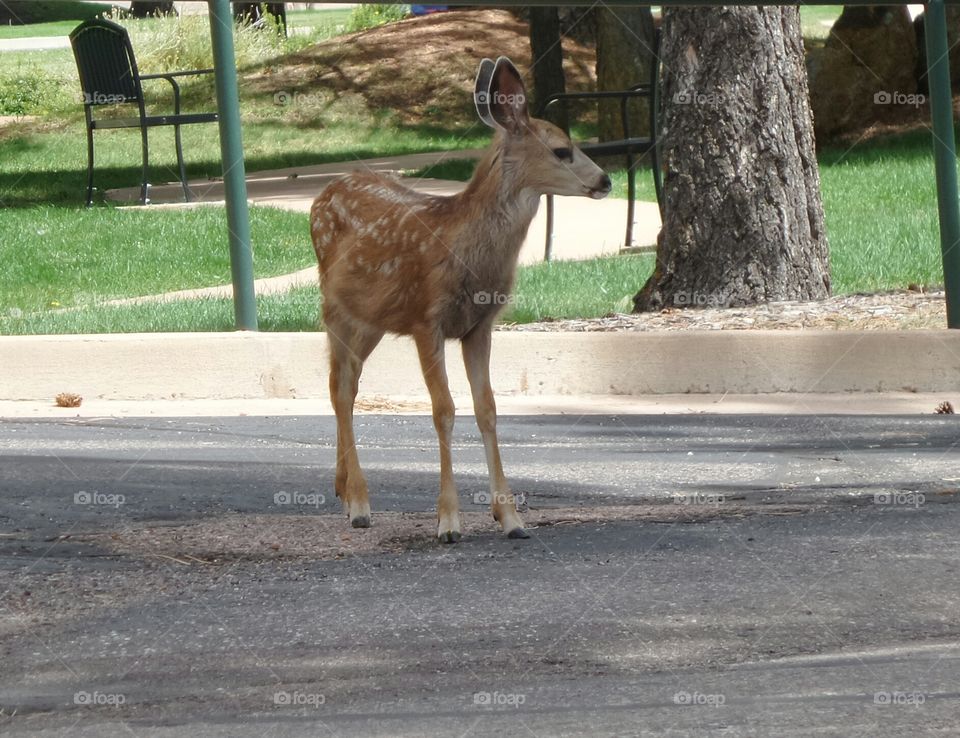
[
  {"left": 0, "top": 36, "right": 71, "bottom": 51},
  {"left": 106, "top": 150, "right": 664, "bottom": 265},
  {"left": 0, "top": 392, "right": 955, "bottom": 419}
]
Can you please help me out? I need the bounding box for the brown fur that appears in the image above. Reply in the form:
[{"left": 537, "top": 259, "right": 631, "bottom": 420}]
[{"left": 311, "top": 58, "right": 610, "bottom": 541}]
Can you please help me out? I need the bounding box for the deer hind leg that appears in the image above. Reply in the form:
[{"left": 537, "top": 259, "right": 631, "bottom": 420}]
[
  {"left": 414, "top": 331, "right": 461, "bottom": 543},
  {"left": 462, "top": 326, "right": 528, "bottom": 539},
  {"left": 326, "top": 312, "right": 383, "bottom": 528}
]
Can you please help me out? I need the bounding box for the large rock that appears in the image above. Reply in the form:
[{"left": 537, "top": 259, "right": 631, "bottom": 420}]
[{"left": 807, "top": 7, "right": 918, "bottom": 142}]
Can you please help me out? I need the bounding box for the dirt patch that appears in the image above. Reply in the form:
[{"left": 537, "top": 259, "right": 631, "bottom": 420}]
[
  {"left": 499, "top": 289, "right": 949, "bottom": 332},
  {"left": 0, "top": 504, "right": 803, "bottom": 636},
  {"left": 355, "top": 395, "right": 432, "bottom": 413},
  {"left": 244, "top": 9, "right": 597, "bottom": 128},
  {"left": 72, "top": 504, "right": 798, "bottom": 564}
]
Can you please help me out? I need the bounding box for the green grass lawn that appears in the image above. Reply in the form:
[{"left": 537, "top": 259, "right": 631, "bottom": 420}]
[
  {"left": 820, "top": 132, "right": 945, "bottom": 294},
  {"left": 798, "top": 5, "right": 842, "bottom": 42},
  {"left": 287, "top": 7, "right": 354, "bottom": 35},
  {"left": 0, "top": 205, "right": 311, "bottom": 314},
  {"left": 0, "top": 254, "right": 656, "bottom": 335},
  {"left": 0, "top": 20, "right": 82, "bottom": 38}
]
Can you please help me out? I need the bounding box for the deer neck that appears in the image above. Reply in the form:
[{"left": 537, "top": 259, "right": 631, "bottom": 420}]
[{"left": 456, "top": 134, "right": 541, "bottom": 256}]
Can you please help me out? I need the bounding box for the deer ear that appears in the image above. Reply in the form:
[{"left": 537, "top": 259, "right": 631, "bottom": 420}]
[
  {"left": 488, "top": 56, "right": 529, "bottom": 134},
  {"left": 474, "top": 58, "right": 497, "bottom": 129}
]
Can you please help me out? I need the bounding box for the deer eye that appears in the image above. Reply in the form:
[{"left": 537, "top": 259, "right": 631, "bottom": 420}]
[{"left": 552, "top": 147, "right": 573, "bottom": 161}]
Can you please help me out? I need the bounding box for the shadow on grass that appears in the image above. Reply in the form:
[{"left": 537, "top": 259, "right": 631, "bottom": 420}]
[
  {"left": 818, "top": 128, "right": 941, "bottom": 167},
  {"left": 0, "top": 121, "right": 483, "bottom": 208},
  {"left": 0, "top": 1, "right": 111, "bottom": 24}
]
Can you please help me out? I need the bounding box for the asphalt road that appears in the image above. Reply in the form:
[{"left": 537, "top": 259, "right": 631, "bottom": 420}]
[{"left": 1, "top": 413, "right": 959, "bottom": 736}]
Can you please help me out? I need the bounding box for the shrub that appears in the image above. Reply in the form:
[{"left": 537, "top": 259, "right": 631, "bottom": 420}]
[
  {"left": 0, "top": 73, "right": 61, "bottom": 116},
  {"left": 107, "top": 9, "right": 286, "bottom": 74}
]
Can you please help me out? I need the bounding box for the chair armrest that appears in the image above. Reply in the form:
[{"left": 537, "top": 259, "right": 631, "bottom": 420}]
[
  {"left": 539, "top": 88, "right": 655, "bottom": 118},
  {"left": 139, "top": 69, "right": 215, "bottom": 80},
  {"left": 139, "top": 70, "right": 214, "bottom": 115}
]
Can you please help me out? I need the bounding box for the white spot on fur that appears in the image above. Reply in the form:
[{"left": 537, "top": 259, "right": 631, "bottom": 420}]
[{"left": 379, "top": 258, "right": 398, "bottom": 275}]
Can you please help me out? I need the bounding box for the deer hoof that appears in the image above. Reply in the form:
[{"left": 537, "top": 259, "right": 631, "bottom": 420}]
[
  {"left": 351, "top": 515, "right": 371, "bottom": 529},
  {"left": 438, "top": 530, "right": 462, "bottom": 544},
  {"left": 506, "top": 527, "right": 530, "bottom": 539}
]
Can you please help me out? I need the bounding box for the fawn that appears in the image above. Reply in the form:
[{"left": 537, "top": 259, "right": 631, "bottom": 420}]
[{"left": 310, "top": 57, "right": 611, "bottom": 543}]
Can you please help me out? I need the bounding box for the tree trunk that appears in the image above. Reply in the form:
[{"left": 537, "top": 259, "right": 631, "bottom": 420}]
[
  {"left": 596, "top": 6, "right": 655, "bottom": 141},
  {"left": 808, "top": 6, "right": 916, "bottom": 141},
  {"left": 915, "top": 8, "right": 960, "bottom": 93},
  {"left": 634, "top": 7, "right": 829, "bottom": 312},
  {"left": 128, "top": 1, "right": 176, "bottom": 17},
  {"left": 233, "top": 3, "right": 288, "bottom": 35},
  {"left": 528, "top": 7, "right": 568, "bottom": 131}
]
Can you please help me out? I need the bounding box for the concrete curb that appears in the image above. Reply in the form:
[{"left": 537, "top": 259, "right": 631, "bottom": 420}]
[{"left": 2, "top": 330, "right": 958, "bottom": 402}]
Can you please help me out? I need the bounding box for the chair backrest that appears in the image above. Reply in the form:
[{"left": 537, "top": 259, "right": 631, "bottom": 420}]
[{"left": 70, "top": 18, "right": 143, "bottom": 107}]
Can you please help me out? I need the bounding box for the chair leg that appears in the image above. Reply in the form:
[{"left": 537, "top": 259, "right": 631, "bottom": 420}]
[
  {"left": 139, "top": 125, "right": 150, "bottom": 205},
  {"left": 544, "top": 194, "right": 555, "bottom": 261},
  {"left": 625, "top": 160, "right": 636, "bottom": 249},
  {"left": 84, "top": 126, "right": 95, "bottom": 208},
  {"left": 174, "top": 124, "right": 192, "bottom": 202}
]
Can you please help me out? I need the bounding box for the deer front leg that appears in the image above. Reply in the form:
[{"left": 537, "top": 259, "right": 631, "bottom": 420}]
[
  {"left": 414, "top": 331, "right": 461, "bottom": 543},
  {"left": 327, "top": 316, "right": 382, "bottom": 528},
  {"left": 461, "top": 326, "right": 529, "bottom": 539}
]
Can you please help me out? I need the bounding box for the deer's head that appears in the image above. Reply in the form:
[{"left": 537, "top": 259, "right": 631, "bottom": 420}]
[{"left": 474, "top": 57, "right": 611, "bottom": 200}]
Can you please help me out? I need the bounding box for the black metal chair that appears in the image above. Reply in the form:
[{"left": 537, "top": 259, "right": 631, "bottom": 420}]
[
  {"left": 539, "top": 33, "right": 663, "bottom": 258},
  {"left": 70, "top": 18, "right": 218, "bottom": 206}
]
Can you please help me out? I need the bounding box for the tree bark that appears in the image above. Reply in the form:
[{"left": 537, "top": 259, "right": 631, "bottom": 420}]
[
  {"left": 233, "top": 3, "right": 288, "bottom": 35},
  {"left": 528, "top": 7, "right": 568, "bottom": 130},
  {"left": 595, "top": 6, "right": 655, "bottom": 141},
  {"left": 634, "top": 7, "right": 829, "bottom": 312},
  {"left": 128, "top": 2, "right": 176, "bottom": 17},
  {"left": 915, "top": 8, "right": 960, "bottom": 93},
  {"left": 808, "top": 6, "right": 916, "bottom": 141}
]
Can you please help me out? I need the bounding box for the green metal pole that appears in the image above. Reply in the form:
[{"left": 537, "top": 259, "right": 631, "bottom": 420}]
[
  {"left": 208, "top": 0, "right": 258, "bottom": 331},
  {"left": 925, "top": 0, "right": 960, "bottom": 329}
]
